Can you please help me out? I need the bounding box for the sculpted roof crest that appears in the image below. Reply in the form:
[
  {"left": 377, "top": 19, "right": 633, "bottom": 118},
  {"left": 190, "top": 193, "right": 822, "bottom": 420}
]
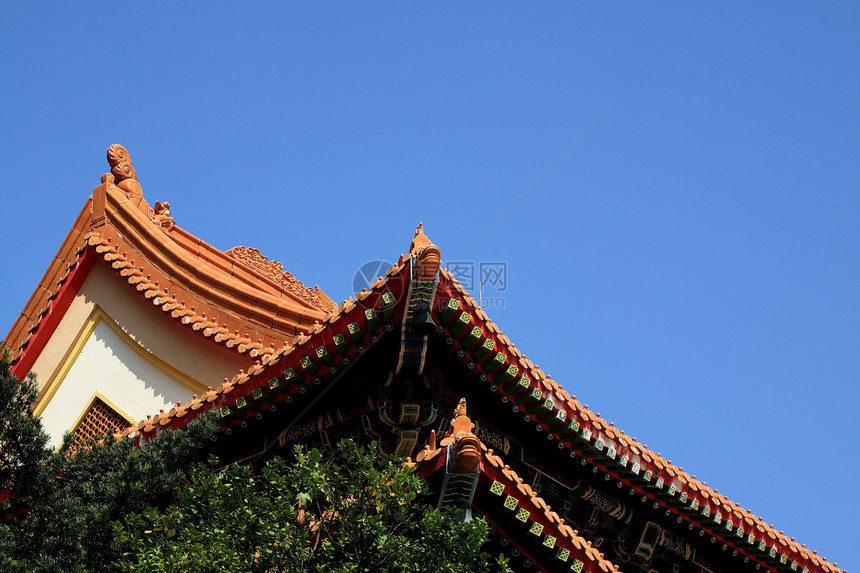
[{"left": 225, "top": 246, "right": 335, "bottom": 312}]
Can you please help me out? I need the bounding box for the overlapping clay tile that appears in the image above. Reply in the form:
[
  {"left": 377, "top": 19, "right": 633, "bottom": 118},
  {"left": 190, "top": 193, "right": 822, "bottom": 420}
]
[
  {"left": 88, "top": 213, "right": 840, "bottom": 573},
  {"left": 432, "top": 272, "right": 844, "bottom": 573},
  {"left": 5, "top": 147, "right": 348, "bottom": 371},
  {"left": 472, "top": 444, "right": 617, "bottom": 573}
]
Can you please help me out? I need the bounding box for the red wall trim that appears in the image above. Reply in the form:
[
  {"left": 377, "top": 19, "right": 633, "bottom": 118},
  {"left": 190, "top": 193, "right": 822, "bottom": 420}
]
[{"left": 13, "top": 249, "right": 95, "bottom": 380}]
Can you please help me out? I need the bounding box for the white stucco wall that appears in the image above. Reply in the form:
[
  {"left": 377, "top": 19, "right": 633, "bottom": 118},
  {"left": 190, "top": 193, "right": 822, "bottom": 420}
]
[
  {"left": 29, "top": 262, "right": 255, "bottom": 447},
  {"left": 30, "top": 263, "right": 252, "bottom": 395},
  {"left": 40, "top": 320, "right": 200, "bottom": 447}
]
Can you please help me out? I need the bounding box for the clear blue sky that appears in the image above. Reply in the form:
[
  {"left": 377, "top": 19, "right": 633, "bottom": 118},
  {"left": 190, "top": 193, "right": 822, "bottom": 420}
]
[{"left": 2, "top": 3, "right": 857, "bottom": 569}]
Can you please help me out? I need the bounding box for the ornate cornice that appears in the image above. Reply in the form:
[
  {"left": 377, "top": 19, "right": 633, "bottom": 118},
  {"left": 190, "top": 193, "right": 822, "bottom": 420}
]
[{"left": 225, "top": 246, "right": 335, "bottom": 313}]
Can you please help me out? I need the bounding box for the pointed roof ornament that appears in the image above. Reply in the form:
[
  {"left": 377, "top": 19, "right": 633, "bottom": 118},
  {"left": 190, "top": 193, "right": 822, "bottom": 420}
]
[
  {"left": 106, "top": 144, "right": 146, "bottom": 210},
  {"left": 439, "top": 398, "right": 481, "bottom": 474},
  {"left": 408, "top": 222, "right": 441, "bottom": 282}
]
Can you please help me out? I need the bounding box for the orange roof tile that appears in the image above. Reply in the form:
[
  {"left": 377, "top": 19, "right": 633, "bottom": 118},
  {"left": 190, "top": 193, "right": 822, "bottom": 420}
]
[
  {"left": 480, "top": 444, "right": 620, "bottom": 572},
  {"left": 410, "top": 400, "right": 619, "bottom": 573},
  {"left": 434, "top": 268, "right": 843, "bottom": 573},
  {"left": 3, "top": 199, "right": 92, "bottom": 367},
  {"left": 118, "top": 257, "right": 409, "bottom": 443},
  {"left": 31, "top": 170, "right": 834, "bottom": 573},
  {"left": 4, "top": 145, "right": 335, "bottom": 372}
]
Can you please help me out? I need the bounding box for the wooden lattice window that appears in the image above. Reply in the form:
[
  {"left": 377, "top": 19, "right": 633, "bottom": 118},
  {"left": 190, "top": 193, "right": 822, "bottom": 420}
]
[{"left": 73, "top": 397, "right": 129, "bottom": 442}]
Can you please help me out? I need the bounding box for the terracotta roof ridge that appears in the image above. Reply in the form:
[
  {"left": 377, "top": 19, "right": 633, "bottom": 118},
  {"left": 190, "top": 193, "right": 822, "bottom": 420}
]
[
  {"left": 3, "top": 198, "right": 93, "bottom": 361},
  {"left": 99, "top": 183, "right": 327, "bottom": 323},
  {"left": 224, "top": 245, "right": 337, "bottom": 313},
  {"left": 119, "top": 258, "right": 409, "bottom": 442},
  {"left": 85, "top": 230, "right": 281, "bottom": 359},
  {"left": 434, "top": 273, "right": 842, "bottom": 573},
  {"left": 92, "top": 145, "right": 333, "bottom": 319},
  {"left": 478, "top": 443, "right": 620, "bottom": 572},
  {"left": 409, "top": 414, "right": 619, "bottom": 572}
]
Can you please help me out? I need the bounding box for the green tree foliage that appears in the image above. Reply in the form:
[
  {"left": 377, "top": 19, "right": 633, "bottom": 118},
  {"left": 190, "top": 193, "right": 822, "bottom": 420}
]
[
  {"left": 0, "top": 348, "right": 52, "bottom": 511},
  {"left": 115, "top": 440, "right": 510, "bottom": 572},
  {"left": 0, "top": 347, "right": 217, "bottom": 572},
  {"left": 1, "top": 349, "right": 507, "bottom": 572}
]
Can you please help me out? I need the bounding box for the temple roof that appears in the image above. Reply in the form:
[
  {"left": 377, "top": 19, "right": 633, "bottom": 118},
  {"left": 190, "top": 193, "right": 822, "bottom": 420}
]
[
  {"left": 116, "top": 228, "right": 843, "bottom": 573},
  {"left": 2, "top": 145, "right": 843, "bottom": 573},
  {"left": 409, "top": 399, "right": 620, "bottom": 572},
  {"left": 4, "top": 144, "right": 335, "bottom": 379}
]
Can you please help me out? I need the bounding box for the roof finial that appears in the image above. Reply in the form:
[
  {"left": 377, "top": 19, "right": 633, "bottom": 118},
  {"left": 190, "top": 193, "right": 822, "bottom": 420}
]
[
  {"left": 408, "top": 222, "right": 440, "bottom": 281},
  {"left": 106, "top": 144, "right": 146, "bottom": 209},
  {"left": 439, "top": 397, "right": 480, "bottom": 474}
]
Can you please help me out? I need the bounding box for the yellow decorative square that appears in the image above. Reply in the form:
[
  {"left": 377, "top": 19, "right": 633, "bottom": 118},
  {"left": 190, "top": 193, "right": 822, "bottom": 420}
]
[
  {"left": 504, "top": 495, "right": 518, "bottom": 511},
  {"left": 489, "top": 481, "right": 505, "bottom": 496},
  {"left": 571, "top": 559, "right": 584, "bottom": 572},
  {"left": 556, "top": 548, "right": 570, "bottom": 562},
  {"left": 542, "top": 534, "right": 556, "bottom": 549},
  {"left": 528, "top": 521, "right": 544, "bottom": 537},
  {"left": 515, "top": 507, "right": 529, "bottom": 523}
]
